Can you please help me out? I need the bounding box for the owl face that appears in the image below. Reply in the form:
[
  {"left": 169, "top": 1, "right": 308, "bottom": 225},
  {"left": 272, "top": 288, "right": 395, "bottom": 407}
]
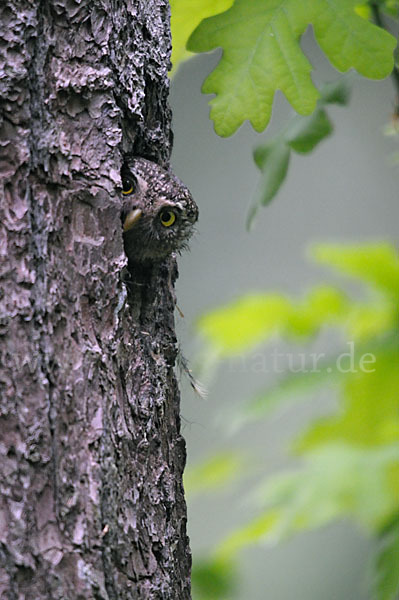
[{"left": 121, "top": 158, "right": 198, "bottom": 264}]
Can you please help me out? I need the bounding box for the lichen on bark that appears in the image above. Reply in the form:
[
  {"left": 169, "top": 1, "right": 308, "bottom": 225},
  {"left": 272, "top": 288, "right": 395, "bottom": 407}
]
[{"left": 0, "top": 1, "right": 191, "bottom": 598}]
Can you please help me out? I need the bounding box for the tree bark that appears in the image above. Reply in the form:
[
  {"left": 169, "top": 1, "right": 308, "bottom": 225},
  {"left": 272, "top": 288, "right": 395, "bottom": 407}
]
[{"left": 0, "top": 1, "right": 191, "bottom": 598}]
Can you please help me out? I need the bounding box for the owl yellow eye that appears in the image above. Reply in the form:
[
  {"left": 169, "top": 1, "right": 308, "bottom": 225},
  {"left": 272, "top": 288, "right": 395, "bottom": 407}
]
[
  {"left": 159, "top": 210, "right": 176, "bottom": 227},
  {"left": 122, "top": 178, "right": 134, "bottom": 195}
]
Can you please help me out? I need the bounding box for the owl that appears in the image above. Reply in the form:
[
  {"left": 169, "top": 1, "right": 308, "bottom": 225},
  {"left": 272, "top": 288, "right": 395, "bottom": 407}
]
[{"left": 121, "top": 158, "right": 198, "bottom": 264}]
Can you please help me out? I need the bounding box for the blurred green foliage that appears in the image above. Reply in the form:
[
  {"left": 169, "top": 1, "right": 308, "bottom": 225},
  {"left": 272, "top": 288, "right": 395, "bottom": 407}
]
[
  {"left": 184, "top": 452, "right": 244, "bottom": 498},
  {"left": 191, "top": 558, "right": 238, "bottom": 600},
  {"left": 189, "top": 243, "right": 399, "bottom": 600},
  {"left": 170, "top": 2, "right": 398, "bottom": 597},
  {"left": 198, "top": 244, "right": 397, "bottom": 354}
]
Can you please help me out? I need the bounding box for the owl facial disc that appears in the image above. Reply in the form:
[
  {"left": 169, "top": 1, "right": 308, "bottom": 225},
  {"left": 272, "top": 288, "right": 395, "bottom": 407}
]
[{"left": 121, "top": 157, "right": 198, "bottom": 264}]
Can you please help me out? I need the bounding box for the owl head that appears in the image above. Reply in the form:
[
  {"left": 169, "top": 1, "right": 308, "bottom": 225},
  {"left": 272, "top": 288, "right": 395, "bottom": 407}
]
[{"left": 121, "top": 158, "right": 198, "bottom": 264}]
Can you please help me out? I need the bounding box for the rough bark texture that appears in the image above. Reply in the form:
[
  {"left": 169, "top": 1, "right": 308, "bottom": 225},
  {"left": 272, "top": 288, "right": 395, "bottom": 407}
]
[{"left": 0, "top": 1, "right": 191, "bottom": 598}]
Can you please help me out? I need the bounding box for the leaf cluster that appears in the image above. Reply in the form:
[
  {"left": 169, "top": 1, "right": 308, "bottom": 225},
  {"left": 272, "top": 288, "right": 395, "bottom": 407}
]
[
  {"left": 248, "top": 77, "right": 351, "bottom": 225},
  {"left": 189, "top": 243, "right": 399, "bottom": 600},
  {"left": 172, "top": 0, "right": 396, "bottom": 136},
  {"left": 171, "top": 0, "right": 398, "bottom": 219}
]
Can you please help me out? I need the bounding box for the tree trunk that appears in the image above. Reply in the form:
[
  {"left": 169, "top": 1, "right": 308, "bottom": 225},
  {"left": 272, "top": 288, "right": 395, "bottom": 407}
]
[{"left": 0, "top": 1, "right": 191, "bottom": 598}]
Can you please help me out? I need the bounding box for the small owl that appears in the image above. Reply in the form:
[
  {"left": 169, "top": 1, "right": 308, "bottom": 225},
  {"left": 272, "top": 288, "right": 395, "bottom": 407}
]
[{"left": 121, "top": 158, "right": 198, "bottom": 264}]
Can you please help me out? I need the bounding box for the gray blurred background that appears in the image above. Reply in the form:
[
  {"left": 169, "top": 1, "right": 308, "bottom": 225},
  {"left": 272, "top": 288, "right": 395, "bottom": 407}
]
[{"left": 169, "top": 29, "right": 399, "bottom": 600}]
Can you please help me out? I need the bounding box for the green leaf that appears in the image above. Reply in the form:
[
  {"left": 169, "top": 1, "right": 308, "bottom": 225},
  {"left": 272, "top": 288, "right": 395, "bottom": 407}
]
[
  {"left": 380, "top": 0, "right": 399, "bottom": 18},
  {"left": 197, "top": 245, "right": 398, "bottom": 358},
  {"left": 248, "top": 139, "right": 291, "bottom": 225},
  {"left": 184, "top": 452, "right": 244, "bottom": 497},
  {"left": 354, "top": 3, "right": 371, "bottom": 19},
  {"left": 197, "top": 293, "right": 292, "bottom": 356},
  {"left": 197, "top": 286, "right": 348, "bottom": 357},
  {"left": 345, "top": 302, "right": 396, "bottom": 341},
  {"left": 249, "top": 77, "right": 351, "bottom": 219},
  {"left": 192, "top": 557, "right": 238, "bottom": 600},
  {"left": 227, "top": 357, "right": 344, "bottom": 433},
  {"left": 319, "top": 78, "right": 352, "bottom": 105},
  {"left": 188, "top": 0, "right": 396, "bottom": 136},
  {"left": 254, "top": 444, "right": 399, "bottom": 535},
  {"left": 170, "top": 0, "right": 234, "bottom": 74},
  {"left": 215, "top": 444, "right": 399, "bottom": 562},
  {"left": 216, "top": 511, "right": 280, "bottom": 562},
  {"left": 312, "top": 243, "right": 399, "bottom": 295},
  {"left": 227, "top": 334, "right": 396, "bottom": 434},
  {"left": 296, "top": 344, "right": 399, "bottom": 451},
  {"left": 285, "top": 108, "right": 333, "bottom": 153},
  {"left": 214, "top": 442, "right": 399, "bottom": 562},
  {"left": 373, "top": 516, "right": 399, "bottom": 600}
]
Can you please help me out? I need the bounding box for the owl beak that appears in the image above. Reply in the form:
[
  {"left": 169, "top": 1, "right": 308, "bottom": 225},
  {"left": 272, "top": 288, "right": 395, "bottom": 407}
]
[{"left": 123, "top": 208, "right": 142, "bottom": 232}]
